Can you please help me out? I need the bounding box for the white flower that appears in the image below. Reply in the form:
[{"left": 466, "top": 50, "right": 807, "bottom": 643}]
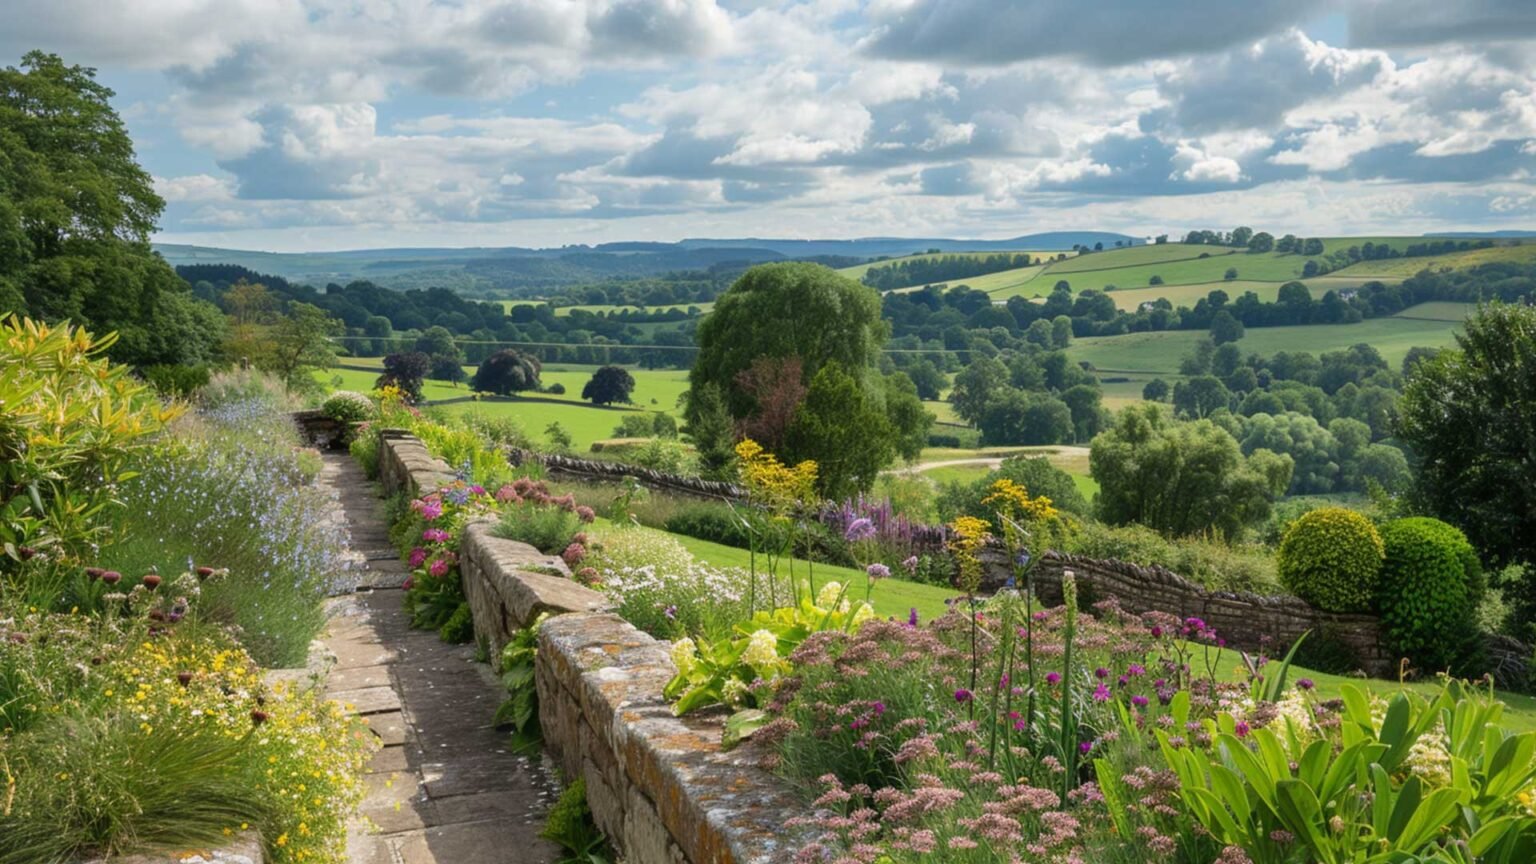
[
  {"left": 816, "top": 581, "right": 844, "bottom": 609},
  {"left": 670, "top": 637, "right": 698, "bottom": 676},
  {"left": 742, "top": 629, "right": 779, "bottom": 672},
  {"left": 722, "top": 678, "right": 748, "bottom": 709}
]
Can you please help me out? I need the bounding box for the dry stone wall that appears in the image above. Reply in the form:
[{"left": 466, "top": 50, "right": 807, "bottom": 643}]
[
  {"left": 377, "top": 430, "right": 810, "bottom": 864},
  {"left": 1012, "top": 550, "right": 1392, "bottom": 675},
  {"left": 508, "top": 447, "right": 748, "bottom": 502}
]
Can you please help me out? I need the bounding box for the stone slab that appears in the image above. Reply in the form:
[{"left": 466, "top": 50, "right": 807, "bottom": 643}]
[{"left": 331, "top": 685, "right": 403, "bottom": 716}]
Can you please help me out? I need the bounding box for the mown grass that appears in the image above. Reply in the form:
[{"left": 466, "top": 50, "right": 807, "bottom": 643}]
[
  {"left": 1068, "top": 316, "right": 1463, "bottom": 375},
  {"left": 1329, "top": 242, "right": 1536, "bottom": 278}
]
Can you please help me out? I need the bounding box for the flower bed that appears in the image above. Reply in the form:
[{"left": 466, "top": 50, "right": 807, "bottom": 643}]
[{"left": 0, "top": 317, "right": 374, "bottom": 864}]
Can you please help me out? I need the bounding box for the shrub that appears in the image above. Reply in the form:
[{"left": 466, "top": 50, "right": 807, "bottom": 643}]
[
  {"left": 546, "top": 382, "right": 566, "bottom": 395},
  {"left": 494, "top": 501, "right": 582, "bottom": 554},
  {"left": 936, "top": 456, "right": 1090, "bottom": 526},
  {"left": 350, "top": 423, "right": 381, "bottom": 478},
  {"left": 1277, "top": 507, "right": 1384, "bottom": 612},
  {"left": 320, "top": 389, "right": 375, "bottom": 423},
  {"left": 199, "top": 367, "right": 299, "bottom": 412},
  {"left": 1377, "top": 517, "right": 1481, "bottom": 672},
  {"left": 664, "top": 504, "right": 752, "bottom": 549},
  {"left": 1064, "top": 522, "right": 1279, "bottom": 593},
  {"left": 438, "top": 601, "right": 476, "bottom": 644},
  {"left": 141, "top": 363, "right": 211, "bottom": 396}
]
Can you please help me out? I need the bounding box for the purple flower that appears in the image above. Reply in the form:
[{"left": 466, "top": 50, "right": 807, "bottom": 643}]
[
  {"left": 1234, "top": 721, "right": 1251, "bottom": 738},
  {"left": 1079, "top": 740, "right": 1094, "bottom": 754},
  {"left": 873, "top": 702, "right": 886, "bottom": 715},
  {"left": 902, "top": 555, "right": 919, "bottom": 573},
  {"left": 843, "top": 517, "right": 876, "bottom": 543},
  {"left": 1092, "top": 683, "right": 1111, "bottom": 702},
  {"left": 866, "top": 563, "right": 891, "bottom": 582},
  {"left": 1297, "top": 678, "right": 1315, "bottom": 691},
  {"left": 1150, "top": 626, "right": 1163, "bottom": 638},
  {"left": 1045, "top": 672, "right": 1062, "bottom": 685},
  {"left": 1015, "top": 549, "right": 1032, "bottom": 568},
  {"left": 1095, "top": 667, "right": 1110, "bottom": 679},
  {"left": 663, "top": 605, "right": 677, "bottom": 620},
  {"left": 1131, "top": 695, "right": 1149, "bottom": 708},
  {"left": 907, "top": 607, "right": 919, "bottom": 628},
  {"left": 1127, "top": 663, "right": 1146, "bottom": 677},
  {"left": 954, "top": 689, "right": 973, "bottom": 703}
]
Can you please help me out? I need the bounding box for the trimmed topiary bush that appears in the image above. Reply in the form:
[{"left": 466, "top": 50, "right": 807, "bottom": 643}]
[
  {"left": 1277, "top": 507, "right": 1384, "bottom": 612},
  {"left": 320, "top": 389, "right": 375, "bottom": 423},
  {"left": 1377, "top": 517, "right": 1480, "bottom": 672}
]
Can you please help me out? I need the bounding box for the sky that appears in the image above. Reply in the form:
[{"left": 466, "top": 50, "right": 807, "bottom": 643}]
[{"left": 4, "top": 0, "right": 1535, "bottom": 252}]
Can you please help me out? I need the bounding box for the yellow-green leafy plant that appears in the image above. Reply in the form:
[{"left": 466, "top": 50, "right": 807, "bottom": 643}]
[
  {"left": 1277, "top": 507, "right": 1384, "bottom": 612},
  {"left": 0, "top": 315, "right": 180, "bottom": 567}
]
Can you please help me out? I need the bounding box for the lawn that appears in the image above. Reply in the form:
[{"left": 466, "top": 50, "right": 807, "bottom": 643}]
[
  {"left": 1068, "top": 316, "right": 1463, "bottom": 375},
  {"left": 1395, "top": 301, "right": 1476, "bottom": 321}
]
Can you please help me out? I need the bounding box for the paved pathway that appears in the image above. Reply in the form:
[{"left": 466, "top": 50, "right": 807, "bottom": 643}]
[{"left": 314, "top": 454, "right": 560, "bottom": 864}]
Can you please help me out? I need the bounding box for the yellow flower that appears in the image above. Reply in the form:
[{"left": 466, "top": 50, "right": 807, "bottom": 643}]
[
  {"left": 742, "top": 629, "right": 780, "bottom": 672},
  {"left": 981, "top": 478, "right": 1058, "bottom": 522}
]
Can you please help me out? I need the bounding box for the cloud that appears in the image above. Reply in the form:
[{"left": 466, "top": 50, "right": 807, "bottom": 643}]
[
  {"left": 862, "top": 0, "right": 1325, "bottom": 66},
  {"left": 1348, "top": 0, "right": 1536, "bottom": 48},
  {"left": 1157, "top": 31, "right": 1388, "bottom": 133}
]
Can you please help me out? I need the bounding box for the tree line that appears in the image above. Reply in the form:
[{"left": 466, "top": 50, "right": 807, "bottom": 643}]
[{"left": 860, "top": 253, "right": 1035, "bottom": 291}]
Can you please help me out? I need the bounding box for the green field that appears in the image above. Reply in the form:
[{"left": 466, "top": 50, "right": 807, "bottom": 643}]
[
  {"left": 836, "top": 250, "right": 1071, "bottom": 283},
  {"left": 1048, "top": 243, "right": 1233, "bottom": 274},
  {"left": 1069, "top": 316, "right": 1463, "bottom": 375},
  {"left": 1329, "top": 243, "right": 1536, "bottom": 279},
  {"left": 1395, "top": 301, "right": 1476, "bottom": 322},
  {"left": 320, "top": 361, "right": 690, "bottom": 450}
]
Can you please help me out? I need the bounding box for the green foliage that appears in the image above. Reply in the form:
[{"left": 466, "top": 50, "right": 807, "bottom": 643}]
[
  {"left": 1377, "top": 517, "right": 1481, "bottom": 672},
  {"left": 1064, "top": 521, "right": 1279, "bottom": 593},
  {"left": 438, "top": 601, "right": 475, "bottom": 644},
  {"left": 349, "top": 425, "right": 381, "bottom": 478},
  {"left": 581, "top": 365, "right": 635, "bottom": 405},
  {"left": 320, "top": 389, "right": 375, "bottom": 423},
  {"left": 0, "top": 53, "right": 226, "bottom": 367},
  {"left": 494, "top": 617, "right": 545, "bottom": 756},
  {"left": 539, "top": 779, "right": 612, "bottom": 864},
  {"left": 1401, "top": 301, "right": 1536, "bottom": 573},
  {"left": 0, "top": 713, "right": 268, "bottom": 862},
  {"left": 936, "top": 456, "right": 1090, "bottom": 534},
  {"left": 1090, "top": 404, "right": 1292, "bottom": 539},
  {"left": 1160, "top": 682, "right": 1536, "bottom": 864},
  {"left": 1277, "top": 507, "right": 1384, "bottom": 613},
  {"left": 494, "top": 502, "right": 581, "bottom": 554},
  {"left": 0, "top": 316, "right": 178, "bottom": 567},
  {"left": 663, "top": 505, "right": 752, "bottom": 549},
  {"left": 783, "top": 362, "right": 896, "bottom": 499},
  {"left": 471, "top": 348, "right": 542, "bottom": 395},
  {"left": 1238, "top": 411, "right": 1341, "bottom": 495},
  {"left": 141, "top": 363, "right": 211, "bottom": 397}
]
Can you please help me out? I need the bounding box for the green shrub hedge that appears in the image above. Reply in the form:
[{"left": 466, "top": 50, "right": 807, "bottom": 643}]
[
  {"left": 1277, "top": 507, "right": 1384, "bottom": 612},
  {"left": 1377, "top": 517, "right": 1481, "bottom": 672}
]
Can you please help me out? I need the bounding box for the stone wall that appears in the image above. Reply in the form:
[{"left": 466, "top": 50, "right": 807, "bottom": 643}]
[
  {"left": 1015, "top": 550, "right": 1392, "bottom": 675},
  {"left": 290, "top": 409, "right": 352, "bottom": 450},
  {"left": 377, "top": 431, "right": 810, "bottom": 864},
  {"left": 508, "top": 448, "right": 748, "bottom": 502}
]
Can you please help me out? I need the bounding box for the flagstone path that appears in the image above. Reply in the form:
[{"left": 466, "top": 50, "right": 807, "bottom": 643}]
[{"left": 313, "top": 454, "right": 560, "bottom": 864}]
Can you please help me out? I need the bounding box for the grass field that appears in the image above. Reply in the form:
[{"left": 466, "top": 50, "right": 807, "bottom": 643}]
[
  {"left": 1329, "top": 242, "right": 1536, "bottom": 279},
  {"left": 1048, "top": 243, "right": 1235, "bottom": 273},
  {"left": 1395, "top": 301, "right": 1476, "bottom": 321},
  {"left": 1069, "top": 316, "right": 1463, "bottom": 375},
  {"left": 836, "top": 250, "right": 1071, "bottom": 283}
]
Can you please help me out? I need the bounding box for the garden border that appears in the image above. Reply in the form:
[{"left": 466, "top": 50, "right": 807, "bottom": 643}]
[{"left": 377, "top": 430, "right": 812, "bottom": 864}]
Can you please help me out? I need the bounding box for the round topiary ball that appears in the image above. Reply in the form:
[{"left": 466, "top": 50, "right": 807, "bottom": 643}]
[
  {"left": 1377, "top": 517, "right": 1479, "bottom": 671},
  {"left": 1278, "top": 507, "right": 1384, "bottom": 612}
]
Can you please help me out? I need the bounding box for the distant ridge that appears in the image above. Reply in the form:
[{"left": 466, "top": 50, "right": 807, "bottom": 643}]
[{"left": 1428, "top": 230, "right": 1536, "bottom": 238}]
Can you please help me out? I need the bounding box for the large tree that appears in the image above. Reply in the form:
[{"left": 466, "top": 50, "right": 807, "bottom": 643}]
[
  {"left": 471, "top": 349, "right": 542, "bottom": 396},
  {"left": 1400, "top": 302, "right": 1536, "bottom": 571},
  {"left": 582, "top": 365, "right": 636, "bottom": 406},
  {"left": 1090, "top": 404, "right": 1293, "bottom": 538},
  {"left": 685, "top": 263, "right": 924, "bottom": 495},
  {"left": 0, "top": 52, "right": 221, "bottom": 366}
]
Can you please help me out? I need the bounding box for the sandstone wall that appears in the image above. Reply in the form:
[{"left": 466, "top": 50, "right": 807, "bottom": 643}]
[{"left": 377, "top": 430, "right": 809, "bottom": 864}]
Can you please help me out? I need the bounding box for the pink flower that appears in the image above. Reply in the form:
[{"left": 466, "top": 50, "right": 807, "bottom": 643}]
[
  {"left": 422, "top": 528, "right": 450, "bottom": 544},
  {"left": 575, "top": 505, "right": 596, "bottom": 523},
  {"left": 408, "top": 547, "right": 427, "bottom": 568},
  {"left": 429, "top": 558, "right": 450, "bottom": 578},
  {"left": 1092, "top": 683, "right": 1111, "bottom": 702},
  {"left": 562, "top": 542, "right": 586, "bottom": 567},
  {"left": 902, "top": 555, "right": 919, "bottom": 573},
  {"left": 420, "top": 501, "right": 443, "bottom": 521},
  {"left": 1045, "top": 672, "right": 1062, "bottom": 685}
]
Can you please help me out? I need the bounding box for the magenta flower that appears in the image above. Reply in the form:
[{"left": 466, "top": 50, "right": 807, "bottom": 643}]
[
  {"left": 429, "top": 557, "right": 450, "bottom": 578},
  {"left": 1150, "top": 625, "right": 1163, "bottom": 638},
  {"left": 1127, "top": 663, "right": 1146, "bottom": 677},
  {"left": 1092, "top": 683, "right": 1111, "bottom": 702},
  {"left": 1234, "top": 721, "right": 1251, "bottom": 738},
  {"left": 907, "top": 607, "right": 919, "bottom": 628},
  {"left": 420, "top": 501, "right": 443, "bottom": 521},
  {"left": 1297, "top": 678, "right": 1315, "bottom": 691},
  {"left": 1045, "top": 672, "right": 1061, "bottom": 685},
  {"left": 866, "top": 563, "right": 890, "bottom": 582},
  {"left": 1079, "top": 740, "right": 1094, "bottom": 754},
  {"left": 1094, "top": 667, "right": 1109, "bottom": 679},
  {"left": 422, "top": 528, "right": 450, "bottom": 544},
  {"left": 954, "top": 689, "right": 973, "bottom": 703},
  {"left": 408, "top": 547, "right": 427, "bottom": 568},
  {"left": 1131, "top": 694, "right": 1149, "bottom": 708}
]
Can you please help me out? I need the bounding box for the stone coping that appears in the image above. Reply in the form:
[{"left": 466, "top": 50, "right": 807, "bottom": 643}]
[{"left": 376, "top": 430, "right": 812, "bottom": 864}]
